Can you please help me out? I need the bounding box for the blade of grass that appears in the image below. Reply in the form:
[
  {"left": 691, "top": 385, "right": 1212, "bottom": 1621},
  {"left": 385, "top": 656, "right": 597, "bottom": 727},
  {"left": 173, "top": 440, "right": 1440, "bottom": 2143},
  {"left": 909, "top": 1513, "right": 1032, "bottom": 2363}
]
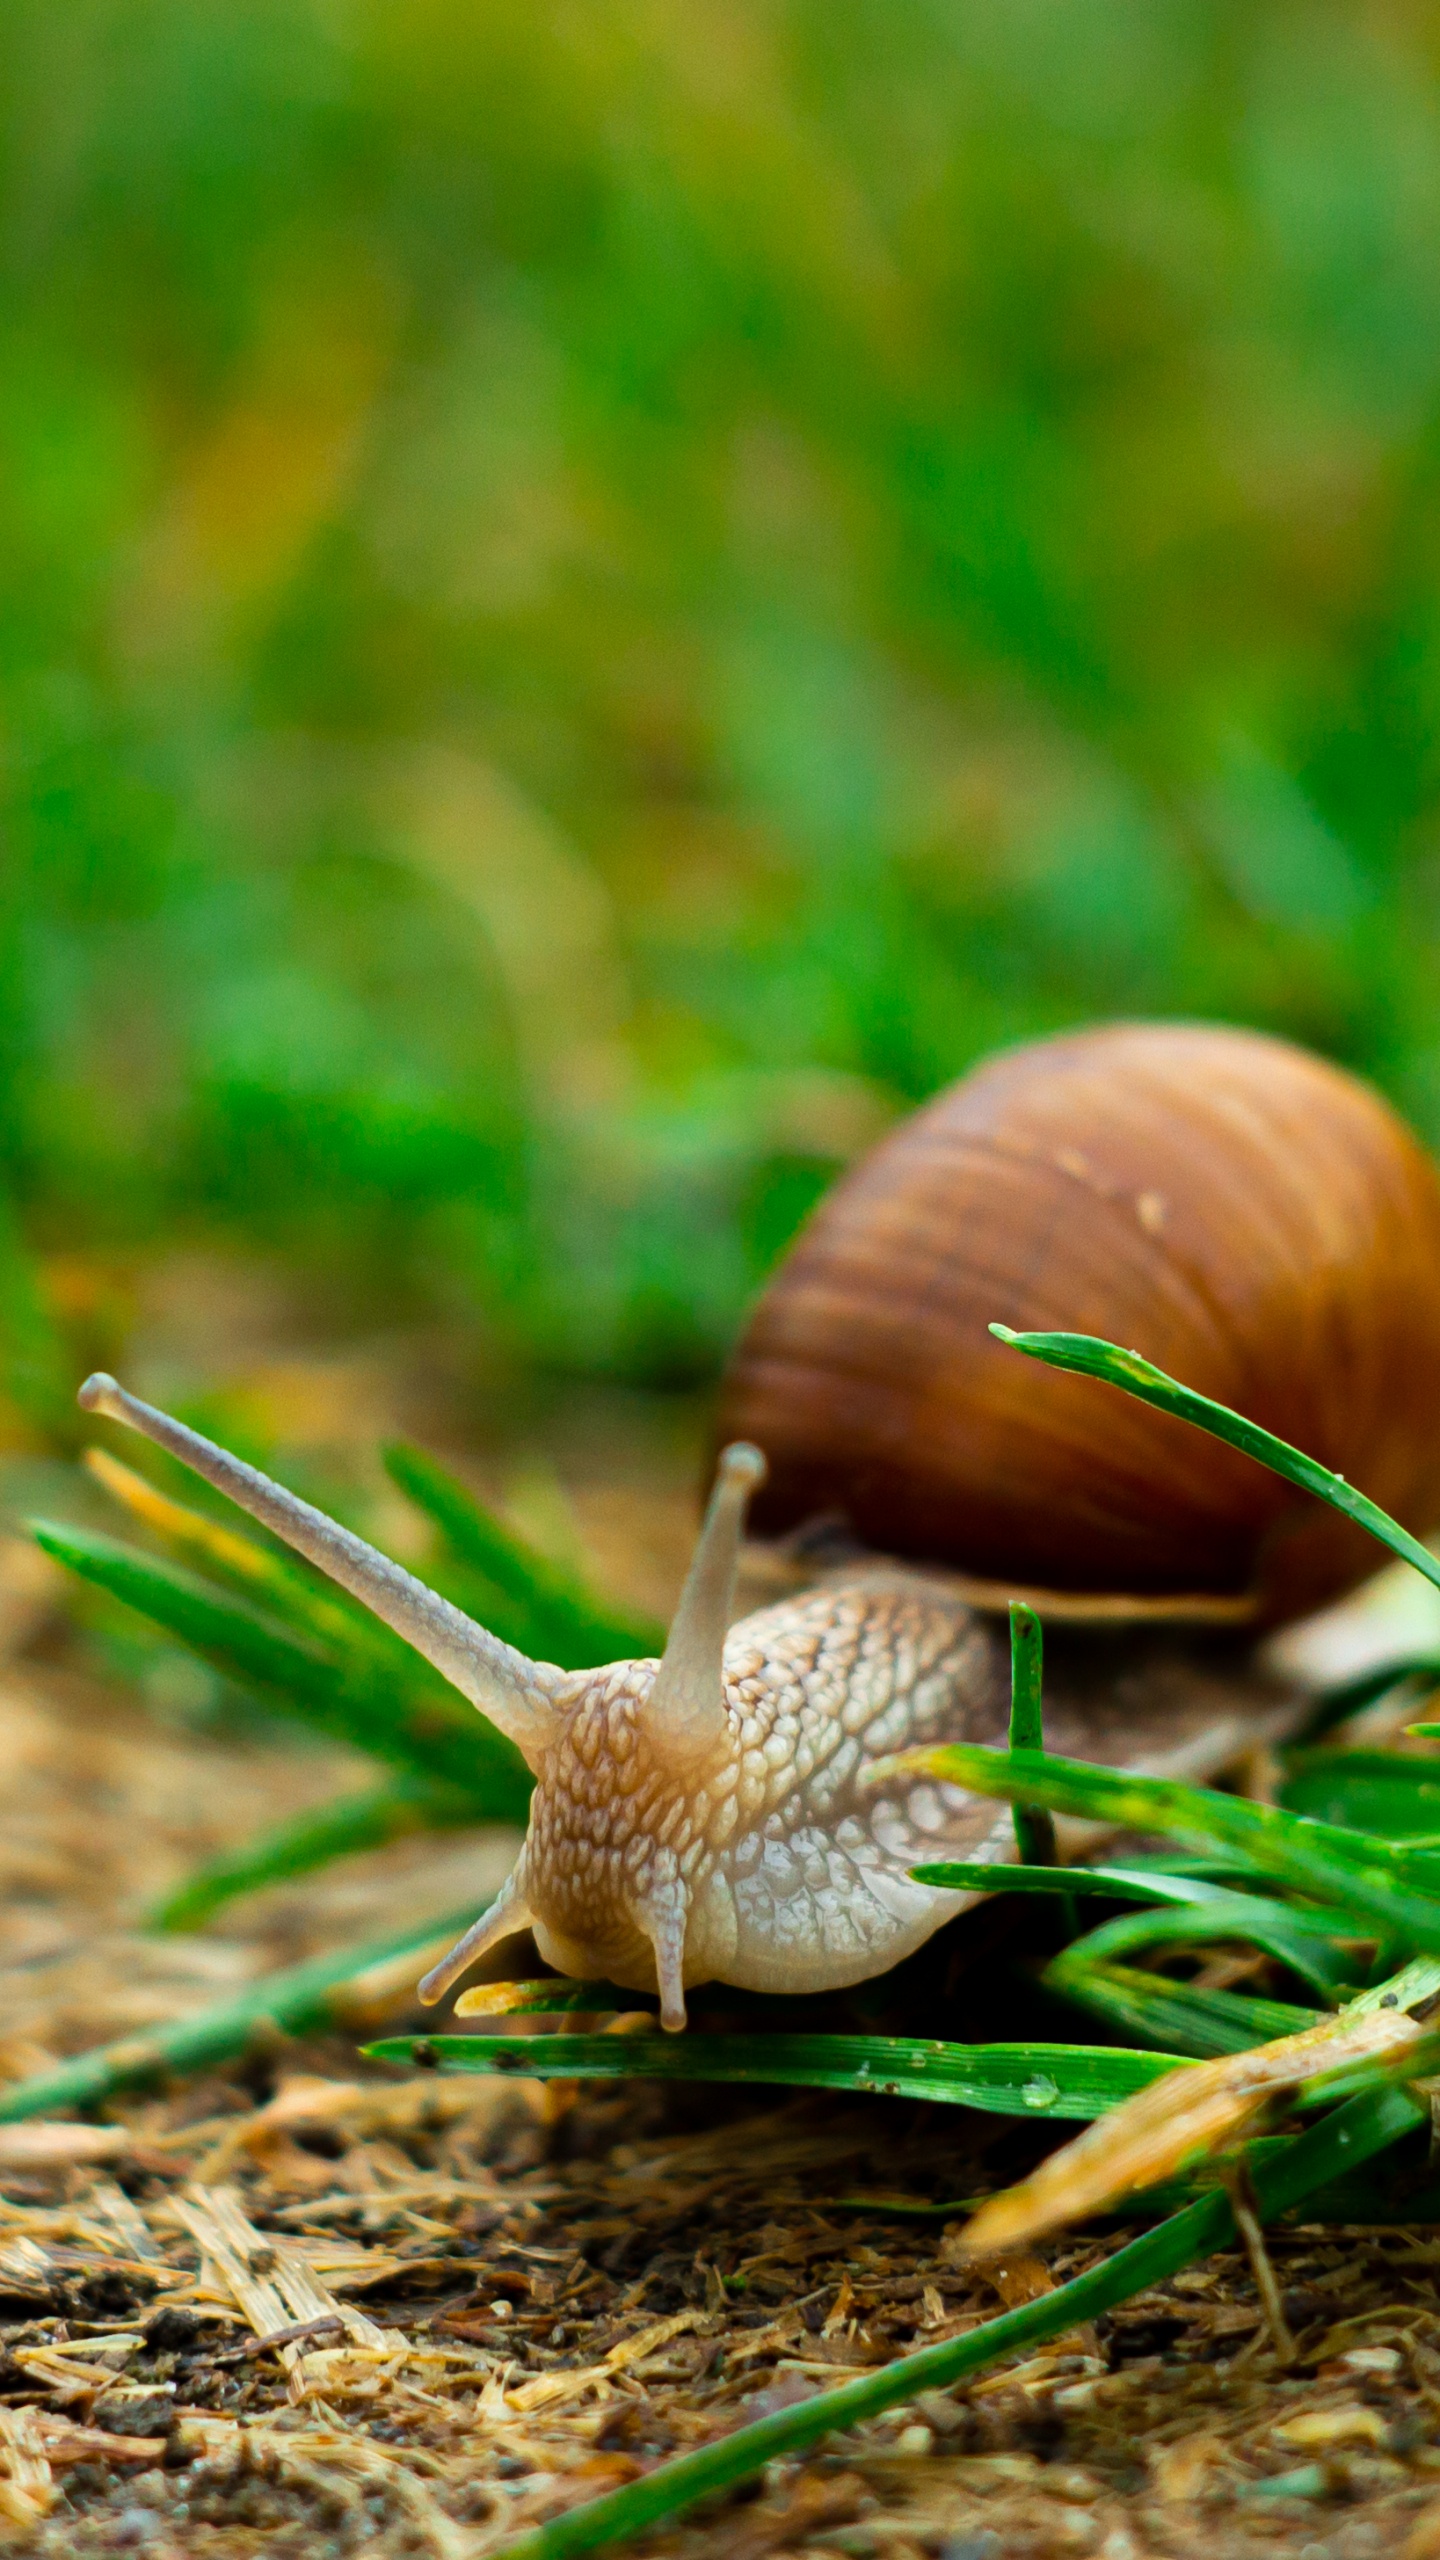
[
  {"left": 487, "top": 2082, "right": 1423, "bottom": 2560},
  {"left": 83, "top": 1446, "right": 388, "bottom": 1655},
  {"left": 841, "top": 2130, "right": 1440, "bottom": 2226},
  {"left": 909, "top": 1861, "right": 1228, "bottom": 1905},
  {"left": 147, "top": 1780, "right": 484, "bottom": 1932},
  {"left": 962, "top": 1968, "right": 1440, "bottom": 2252},
  {"left": 384, "top": 1440, "right": 662, "bottom": 1668},
  {"left": 0, "top": 1909, "right": 480, "bottom": 2125},
  {"left": 1044, "top": 1955, "right": 1321, "bottom": 2056},
  {"left": 1007, "top": 1602, "right": 1056, "bottom": 1869},
  {"left": 1281, "top": 1750, "right": 1440, "bottom": 1839},
  {"left": 990, "top": 1324, "right": 1440, "bottom": 1595},
  {"left": 1045, "top": 1889, "right": 1367, "bottom": 1999},
  {"left": 369, "top": 2031, "right": 1191, "bottom": 2117},
  {"left": 884, "top": 1741, "right": 1440, "bottom": 1949},
  {"left": 1117, "top": 1851, "right": 1296, "bottom": 1886},
  {"left": 1128, "top": 2149, "right": 1440, "bottom": 2224},
  {"left": 31, "top": 1519, "right": 532, "bottom": 1815},
  {"left": 916, "top": 1856, "right": 1376, "bottom": 1994}
]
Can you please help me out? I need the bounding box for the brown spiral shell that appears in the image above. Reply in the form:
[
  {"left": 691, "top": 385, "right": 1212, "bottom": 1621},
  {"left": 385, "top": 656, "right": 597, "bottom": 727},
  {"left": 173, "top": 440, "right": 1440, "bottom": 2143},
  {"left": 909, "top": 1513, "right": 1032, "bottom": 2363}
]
[{"left": 715, "top": 1023, "right": 1440, "bottom": 1625}]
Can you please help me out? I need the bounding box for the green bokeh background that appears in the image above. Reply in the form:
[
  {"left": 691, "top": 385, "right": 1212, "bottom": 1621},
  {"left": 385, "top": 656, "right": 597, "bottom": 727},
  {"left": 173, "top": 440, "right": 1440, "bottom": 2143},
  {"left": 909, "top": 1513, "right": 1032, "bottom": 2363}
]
[{"left": 7, "top": 0, "right": 1440, "bottom": 1398}]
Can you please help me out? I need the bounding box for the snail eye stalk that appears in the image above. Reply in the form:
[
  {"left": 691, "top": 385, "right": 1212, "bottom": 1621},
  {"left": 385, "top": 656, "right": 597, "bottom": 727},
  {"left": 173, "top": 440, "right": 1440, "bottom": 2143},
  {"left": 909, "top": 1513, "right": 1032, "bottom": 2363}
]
[
  {"left": 75, "top": 1374, "right": 563, "bottom": 1765},
  {"left": 642, "top": 1442, "right": 766, "bottom": 1764}
]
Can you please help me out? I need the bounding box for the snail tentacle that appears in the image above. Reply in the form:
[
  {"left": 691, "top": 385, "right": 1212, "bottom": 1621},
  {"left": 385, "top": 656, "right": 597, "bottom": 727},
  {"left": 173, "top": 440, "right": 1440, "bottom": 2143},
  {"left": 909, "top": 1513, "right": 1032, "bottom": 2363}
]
[
  {"left": 643, "top": 1441, "right": 765, "bottom": 1765},
  {"left": 416, "top": 1866, "right": 537, "bottom": 2006},
  {"left": 77, "top": 1374, "right": 563, "bottom": 1765},
  {"left": 635, "top": 1871, "right": 691, "bottom": 2032}
]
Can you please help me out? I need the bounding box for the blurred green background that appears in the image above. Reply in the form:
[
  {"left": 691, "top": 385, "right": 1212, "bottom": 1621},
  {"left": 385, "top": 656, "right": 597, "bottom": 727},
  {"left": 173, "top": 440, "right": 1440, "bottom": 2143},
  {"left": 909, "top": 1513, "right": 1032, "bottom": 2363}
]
[{"left": 7, "top": 0, "right": 1440, "bottom": 1420}]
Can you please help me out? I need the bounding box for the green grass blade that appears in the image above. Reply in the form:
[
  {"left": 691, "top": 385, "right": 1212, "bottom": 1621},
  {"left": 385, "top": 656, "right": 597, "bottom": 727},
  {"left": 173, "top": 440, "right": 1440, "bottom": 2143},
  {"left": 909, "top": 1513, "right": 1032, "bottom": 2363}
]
[
  {"left": 1057, "top": 2124, "right": 1440, "bottom": 2223},
  {"left": 909, "top": 1861, "right": 1226, "bottom": 1904},
  {"left": 845, "top": 2130, "right": 1440, "bottom": 2226},
  {"left": 84, "top": 1447, "right": 557, "bottom": 1799},
  {"left": 1344, "top": 1952, "right": 1440, "bottom": 2016},
  {"left": 1184, "top": 2157, "right": 1440, "bottom": 2219},
  {"left": 1052, "top": 1890, "right": 1367, "bottom": 1999},
  {"left": 1007, "top": 1602, "right": 1044, "bottom": 1753},
  {"left": 31, "top": 1518, "right": 532, "bottom": 1814},
  {"left": 384, "top": 1440, "right": 662, "bottom": 1668},
  {"left": 1117, "top": 1851, "right": 1296, "bottom": 1886},
  {"left": 913, "top": 1866, "right": 1363, "bottom": 1986},
  {"left": 487, "top": 2084, "right": 1423, "bottom": 2560},
  {"left": 147, "top": 1778, "right": 484, "bottom": 1931},
  {"left": 1045, "top": 1953, "right": 1321, "bottom": 2056},
  {"left": 370, "top": 2032, "right": 1190, "bottom": 2117},
  {"left": 990, "top": 1325, "right": 1440, "bottom": 1595},
  {"left": 0, "top": 1909, "right": 480, "bottom": 2125},
  {"left": 85, "top": 1444, "right": 396, "bottom": 1657},
  {"left": 894, "top": 1741, "right": 1440, "bottom": 1949},
  {"left": 1007, "top": 1600, "right": 1056, "bottom": 1868},
  {"left": 1281, "top": 1750, "right": 1440, "bottom": 1840}
]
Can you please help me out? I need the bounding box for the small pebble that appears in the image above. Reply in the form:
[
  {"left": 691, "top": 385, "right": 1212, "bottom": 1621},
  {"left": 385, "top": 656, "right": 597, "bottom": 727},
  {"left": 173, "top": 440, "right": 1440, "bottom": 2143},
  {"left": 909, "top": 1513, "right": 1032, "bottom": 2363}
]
[
  {"left": 124, "top": 2474, "right": 169, "bottom": 2511},
  {"left": 111, "top": 2514, "right": 163, "bottom": 2548},
  {"left": 893, "top": 2423, "right": 932, "bottom": 2457},
  {"left": 489, "top": 2300, "right": 513, "bottom": 2321}
]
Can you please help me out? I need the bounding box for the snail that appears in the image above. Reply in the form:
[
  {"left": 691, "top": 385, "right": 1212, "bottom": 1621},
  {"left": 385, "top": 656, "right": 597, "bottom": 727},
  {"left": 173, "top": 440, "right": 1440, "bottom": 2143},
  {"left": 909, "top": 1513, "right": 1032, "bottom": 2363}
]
[{"left": 77, "top": 1023, "right": 1440, "bottom": 2031}]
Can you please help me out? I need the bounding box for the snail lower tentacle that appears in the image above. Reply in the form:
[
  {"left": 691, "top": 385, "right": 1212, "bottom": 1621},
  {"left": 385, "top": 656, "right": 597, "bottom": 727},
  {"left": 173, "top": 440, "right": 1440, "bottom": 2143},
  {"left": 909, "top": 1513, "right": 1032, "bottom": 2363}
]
[{"left": 416, "top": 1867, "right": 537, "bottom": 2007}]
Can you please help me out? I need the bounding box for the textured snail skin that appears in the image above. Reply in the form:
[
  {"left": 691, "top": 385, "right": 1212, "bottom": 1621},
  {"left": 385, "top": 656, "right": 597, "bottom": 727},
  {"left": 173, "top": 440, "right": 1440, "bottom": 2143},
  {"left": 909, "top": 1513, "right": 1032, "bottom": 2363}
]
[
  {"left": 514, "top": 1576, "right": 995, "bottom": 2019},
  {"left": 718, "top": 1022, "right": 1440, "bottom": 1624}
]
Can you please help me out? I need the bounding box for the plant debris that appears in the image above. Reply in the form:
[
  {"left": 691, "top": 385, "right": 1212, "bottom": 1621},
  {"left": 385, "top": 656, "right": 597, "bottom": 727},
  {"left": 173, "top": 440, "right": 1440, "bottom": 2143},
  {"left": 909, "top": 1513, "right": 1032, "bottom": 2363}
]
[{"left": 9, "top": 2062, "right": 1440, "bottom": 2557}]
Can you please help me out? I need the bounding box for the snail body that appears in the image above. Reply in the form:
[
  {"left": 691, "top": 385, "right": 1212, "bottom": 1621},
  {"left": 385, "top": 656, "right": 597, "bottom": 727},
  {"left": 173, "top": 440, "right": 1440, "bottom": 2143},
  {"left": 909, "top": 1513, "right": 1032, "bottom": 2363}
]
[
  {"left": 511, "top": 1559, "right": 994, "bottom": 2020},
  {"left": 77, "top": 1024, "right": 1440, "bottom": 2026}
]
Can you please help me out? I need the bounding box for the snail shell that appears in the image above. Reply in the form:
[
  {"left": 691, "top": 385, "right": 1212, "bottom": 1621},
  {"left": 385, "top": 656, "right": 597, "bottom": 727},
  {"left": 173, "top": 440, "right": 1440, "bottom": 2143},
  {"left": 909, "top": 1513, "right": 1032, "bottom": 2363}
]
[{"left": 717, "top": 1022, "right": 1440, "bottom": 1626}]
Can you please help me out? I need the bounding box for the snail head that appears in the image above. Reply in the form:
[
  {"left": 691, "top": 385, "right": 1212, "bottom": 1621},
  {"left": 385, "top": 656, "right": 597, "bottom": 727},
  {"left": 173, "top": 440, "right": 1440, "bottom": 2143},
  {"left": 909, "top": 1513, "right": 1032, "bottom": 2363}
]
[{"left": 77, "top": 1375, "right": 766, "bottom": 2030}]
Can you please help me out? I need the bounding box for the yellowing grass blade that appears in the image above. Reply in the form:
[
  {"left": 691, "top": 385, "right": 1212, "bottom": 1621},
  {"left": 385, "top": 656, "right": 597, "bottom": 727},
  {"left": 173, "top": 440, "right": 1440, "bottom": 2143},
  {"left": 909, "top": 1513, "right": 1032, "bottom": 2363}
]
[{"left": 960, "top": 1993, "right": 1440, "bottom": 2255}]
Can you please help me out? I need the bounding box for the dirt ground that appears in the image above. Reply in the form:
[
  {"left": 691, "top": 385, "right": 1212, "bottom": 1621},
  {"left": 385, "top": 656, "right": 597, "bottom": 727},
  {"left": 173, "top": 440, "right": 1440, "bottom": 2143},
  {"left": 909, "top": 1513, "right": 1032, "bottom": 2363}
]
[{"left": 4, "top": 1332, "right": 1440, "bottom": 2560}]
